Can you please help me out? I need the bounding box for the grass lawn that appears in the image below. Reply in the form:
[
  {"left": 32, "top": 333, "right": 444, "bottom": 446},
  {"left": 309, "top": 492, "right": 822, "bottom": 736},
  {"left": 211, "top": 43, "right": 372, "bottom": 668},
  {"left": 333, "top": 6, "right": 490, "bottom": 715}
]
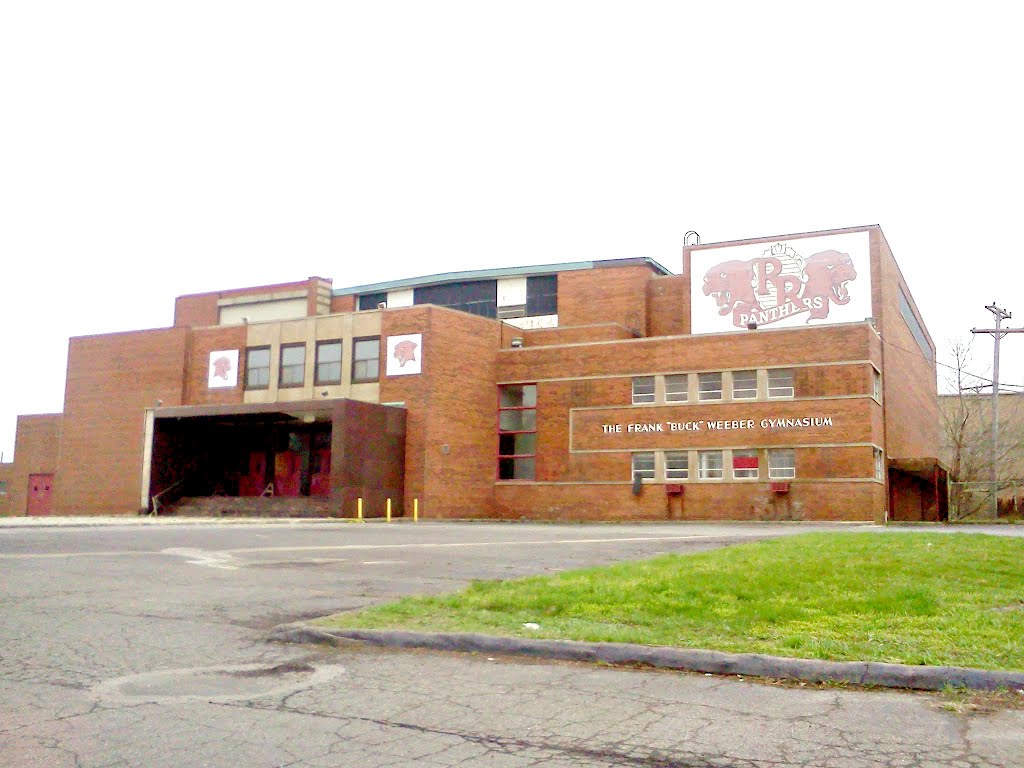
[{"left": 317, "top": 532, "right": 1024, "bottom": 671}]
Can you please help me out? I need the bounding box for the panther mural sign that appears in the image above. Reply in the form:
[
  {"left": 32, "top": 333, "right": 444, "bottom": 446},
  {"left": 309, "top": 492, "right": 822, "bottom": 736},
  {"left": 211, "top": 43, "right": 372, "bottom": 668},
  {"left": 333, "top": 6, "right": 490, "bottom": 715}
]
[{"left": 689, "top": 231, "right": 871, "bottom": 335}]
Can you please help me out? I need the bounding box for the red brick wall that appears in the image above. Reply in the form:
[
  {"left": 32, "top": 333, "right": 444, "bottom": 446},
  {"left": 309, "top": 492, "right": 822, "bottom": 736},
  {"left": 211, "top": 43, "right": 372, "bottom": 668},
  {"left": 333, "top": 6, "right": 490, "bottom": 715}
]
[
  {"left": 495, "top": 481, "right": 882, "bottom": 522},
  {"left": 174, "top": 294, "right": 218, "bottom": 327},
  {"left": 647, "top": 274, "right": 690, "bottom": 337},
  {"left": 184, "top": 326, "right": 247, "bottom": 405},
  {"left": 0, "top": 462, "right": 11, "bottom": 516},
  {"left": 331, "top": 294, "right": 357, "bottom": 313},
  {"left": 380, "top": 307, "right": 502, "bottom": 518},
  {"left": 523, "top": 324, "right": 636, "bottom": 346},
  {"left": 6, "top": 414, "right": 62, "bottom": 516},
  {"left": 498, "top": 323, "right": 875, "bottom": 383},
  {"left": 873, "top": 229, "right": 939, "bottom": 461},
  {"left": 54, "top": 328, "right": 189, "bottom": 515},
  {"left": 558, "top": 266, "right": 653, "bottom": 335}
]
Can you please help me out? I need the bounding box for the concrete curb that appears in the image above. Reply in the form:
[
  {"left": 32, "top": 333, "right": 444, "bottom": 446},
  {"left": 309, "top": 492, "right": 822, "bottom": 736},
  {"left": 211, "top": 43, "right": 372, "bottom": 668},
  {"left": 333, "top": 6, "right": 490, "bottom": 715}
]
[{"left": 268, "top": 624, "right": 1024, "bottom": 693}]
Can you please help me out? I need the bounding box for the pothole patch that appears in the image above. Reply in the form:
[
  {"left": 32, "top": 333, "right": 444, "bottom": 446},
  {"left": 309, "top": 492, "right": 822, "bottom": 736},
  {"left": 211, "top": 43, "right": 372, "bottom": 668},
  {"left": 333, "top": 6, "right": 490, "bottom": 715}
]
[{"left": 93, "top": 661, "right": 345, "bottom": 703}]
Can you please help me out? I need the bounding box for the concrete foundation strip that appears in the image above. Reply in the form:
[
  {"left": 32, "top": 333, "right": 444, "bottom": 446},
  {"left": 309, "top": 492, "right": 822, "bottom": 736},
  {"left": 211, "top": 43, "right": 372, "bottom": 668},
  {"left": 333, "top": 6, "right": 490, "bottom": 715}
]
[{"left": 268, "top": 624, "right": 1024, "bottom": 693}]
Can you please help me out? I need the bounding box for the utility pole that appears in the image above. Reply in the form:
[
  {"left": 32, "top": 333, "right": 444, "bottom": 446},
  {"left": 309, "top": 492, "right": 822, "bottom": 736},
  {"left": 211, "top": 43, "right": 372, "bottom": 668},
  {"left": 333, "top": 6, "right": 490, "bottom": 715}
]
[{"left": 971, "top": 303, "right": 1024, "bottom": 517}]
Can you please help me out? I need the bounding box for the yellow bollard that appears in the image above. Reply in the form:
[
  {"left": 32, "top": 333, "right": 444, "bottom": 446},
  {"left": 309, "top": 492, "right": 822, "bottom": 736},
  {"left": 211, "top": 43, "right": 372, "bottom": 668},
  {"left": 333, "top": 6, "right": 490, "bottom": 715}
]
[
  {"left": 357, "top": 497, "right": 363, "bottom": 522},
  {"left": 413, "top": 498, "right": 419, "bottom": 522},
  {"left": 386, "top": 498, "right": 392, "bottom": 523}
]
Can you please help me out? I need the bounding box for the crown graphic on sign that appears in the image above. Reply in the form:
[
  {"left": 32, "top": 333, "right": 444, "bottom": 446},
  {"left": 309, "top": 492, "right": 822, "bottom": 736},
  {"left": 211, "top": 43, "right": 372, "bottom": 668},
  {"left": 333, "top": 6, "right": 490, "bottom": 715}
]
[{"left": 770, "top": 243, "right": 788, "bottom": 255}]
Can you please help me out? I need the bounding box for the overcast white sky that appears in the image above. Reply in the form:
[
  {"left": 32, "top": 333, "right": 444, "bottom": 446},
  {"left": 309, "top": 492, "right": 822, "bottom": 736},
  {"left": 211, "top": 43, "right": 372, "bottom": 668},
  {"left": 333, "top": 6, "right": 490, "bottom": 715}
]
[{"left": 2, "top": 2, "right": 1023, "bottom": 460}]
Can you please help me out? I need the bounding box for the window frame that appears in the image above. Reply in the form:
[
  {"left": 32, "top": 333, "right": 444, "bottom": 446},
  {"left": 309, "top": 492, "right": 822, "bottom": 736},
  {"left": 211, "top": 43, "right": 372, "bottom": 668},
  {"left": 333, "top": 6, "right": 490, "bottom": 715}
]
[
  {"left": 314, "top": 339, "right": 343, "bottom": 386},
  {"left": 632, "top": 376, "right": 656, "bottom": 405},
  {"left": 732, "top": 449, "right": 760, "bottom": 480},
  {"left": 245, "top": 345, "right": 272, "bottom": 390},
  {"left": 767, "top": 368, "right": 795, "bottom": 399},
  {"left": 698, "top": 450, "right": 724, "bottom": 480},
  {"left": 497, "top": 384, "right": 537, "bottom": 480},
  {"left": 631, "top": 452, "right": 656, "bottom": 481},
  {"left": 731, "top": 370, "right": 758, "bottom": 400},
  {"left": 874, "top": 448, "right": 885, "bottom": 480},
  {"left": 768, "top": 448, "right": 797, "bottom": 480},
  {"left": 698, "top": 372, "right": 723, "bottom": 402},
  {"left": 664, "top": 374, "right": 688, "bottom": 403},
  {"left": 351, "top": 336, "right": 381, "bottom": 384},
  {"left": 278, "top": 343, "right": 306, "bottom": 388},
  {"left": 664, "top": 450, "right": 689, "bottom": 480}
]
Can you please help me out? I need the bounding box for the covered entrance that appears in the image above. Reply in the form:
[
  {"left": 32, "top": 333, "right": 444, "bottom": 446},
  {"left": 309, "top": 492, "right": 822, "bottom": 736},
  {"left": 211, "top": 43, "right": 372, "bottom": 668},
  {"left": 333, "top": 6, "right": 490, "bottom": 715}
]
[
  {"left": 144, "top": 399, "right": 406, "bottom": 517},
  {"left": 888, "top": 458, "right": 949, "bottom": 522}
]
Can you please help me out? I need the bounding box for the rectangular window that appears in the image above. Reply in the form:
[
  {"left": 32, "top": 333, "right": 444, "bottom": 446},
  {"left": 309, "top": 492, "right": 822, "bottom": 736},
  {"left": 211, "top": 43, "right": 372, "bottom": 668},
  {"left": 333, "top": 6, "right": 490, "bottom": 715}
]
[
  {"left": 874, "top": 448, "right": 884, "bottom": 480},
  {"left": 245, "top": 346, "right": 271, "bottom": 390},
  {"left": 898, "top": 286, "right": 933, "bottom": 361},
  {"left": 768, "top": 369, "right": 794, "bottom": 399},
  {"left": 732, "top": 370, "right": 758, "bottom": 400},
  {"left": 768, "top": 449, "right": 796, "bottom": 480},
  {"left": 525, "top": 275, "right": 558, "bottom": 316},
  {"left": 358, "top": 292, "right": 388, "bottom": 311},
  {"left": 279, "top": 343, "right": 306, "bottom": 387},
  {"left": 0, "top": 480, "right": 7, "bottom": 495},
  {"left": 872, "top": 369, "right": 882, "bottom": 401},
  {"left": 632, "top": 376, "right": 656, "bottom": 404},
  {"left": 315, "top": 340, "right": 343, "bottom": 385},
  {"left": 665, "top": 374, "right": 688, "bottom": 403},
  {"left": 732, "top": 449, "right": 759, "bottom": 479},
  {"left": 698, "top": 450, "right": 724, "bottom": 480},
  {"left": 632, "top": 452, "right": 656, "bottom": 480},
  {"left": 498, "top": 384, "right": 537, "bottom": 480},
  {"left": 665, "top": 451, "right": 689, "bottom": 480},
  {"left": 698, "top": 373, "right": 723, "bottom": 401},
  {"left": 352, "top": 337, "right": 380, "bottom": 383}
]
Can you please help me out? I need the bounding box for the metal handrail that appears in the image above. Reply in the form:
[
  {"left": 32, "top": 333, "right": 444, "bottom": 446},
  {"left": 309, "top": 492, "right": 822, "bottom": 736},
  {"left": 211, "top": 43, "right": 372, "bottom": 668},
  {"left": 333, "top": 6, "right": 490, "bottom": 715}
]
[{"left": 150, "top": 478, "right": 186, "bottom": 516}]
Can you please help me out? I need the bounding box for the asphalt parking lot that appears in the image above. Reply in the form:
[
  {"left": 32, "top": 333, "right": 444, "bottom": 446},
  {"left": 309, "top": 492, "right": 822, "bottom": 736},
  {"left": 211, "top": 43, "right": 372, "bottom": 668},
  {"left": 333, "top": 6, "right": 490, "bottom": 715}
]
[{"left": 1, "top": 520, "right": 1022, "bottom": 767}]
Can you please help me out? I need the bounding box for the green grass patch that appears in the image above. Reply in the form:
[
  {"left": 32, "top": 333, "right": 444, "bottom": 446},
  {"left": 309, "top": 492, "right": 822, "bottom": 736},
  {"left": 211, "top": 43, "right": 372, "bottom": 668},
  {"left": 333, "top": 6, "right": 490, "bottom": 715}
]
[{"left": 316, "top": 532, "right": 1024, "bottom": 671}]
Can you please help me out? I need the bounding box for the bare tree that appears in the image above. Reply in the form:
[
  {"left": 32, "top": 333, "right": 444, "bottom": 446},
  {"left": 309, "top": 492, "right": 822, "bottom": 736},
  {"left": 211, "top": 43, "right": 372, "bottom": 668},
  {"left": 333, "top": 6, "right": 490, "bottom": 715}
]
[{"left": 939, "top": 339, "right": 1024, "bottom": 518}]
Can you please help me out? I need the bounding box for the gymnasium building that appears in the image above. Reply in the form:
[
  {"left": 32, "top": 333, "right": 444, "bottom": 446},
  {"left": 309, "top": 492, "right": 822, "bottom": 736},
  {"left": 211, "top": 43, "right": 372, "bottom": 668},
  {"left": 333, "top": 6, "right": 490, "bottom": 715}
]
[{"left": 2, "top": 225, "right": 947, "bottom": 522}]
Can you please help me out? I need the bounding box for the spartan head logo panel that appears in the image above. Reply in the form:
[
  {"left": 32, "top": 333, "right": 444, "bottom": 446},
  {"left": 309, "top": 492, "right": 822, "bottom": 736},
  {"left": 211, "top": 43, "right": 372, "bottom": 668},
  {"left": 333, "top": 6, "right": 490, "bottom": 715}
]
[{"left": 690, "top": 231, "right": 871, "bottom": 334}]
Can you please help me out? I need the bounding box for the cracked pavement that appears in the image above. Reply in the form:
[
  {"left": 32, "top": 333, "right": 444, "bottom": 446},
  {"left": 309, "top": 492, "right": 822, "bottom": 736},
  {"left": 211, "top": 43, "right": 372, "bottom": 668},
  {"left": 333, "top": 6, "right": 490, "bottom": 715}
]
[{"left": 1, "top": 521, "right": 1021, "bottom": 767}]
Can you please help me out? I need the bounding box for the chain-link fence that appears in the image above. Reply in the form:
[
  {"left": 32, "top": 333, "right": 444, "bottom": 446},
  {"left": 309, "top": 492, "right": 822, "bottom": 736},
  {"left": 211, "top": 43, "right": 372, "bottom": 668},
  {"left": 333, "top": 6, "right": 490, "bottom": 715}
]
[{"left": 949, "top": 480, "right": 1023, "bottom": 520}]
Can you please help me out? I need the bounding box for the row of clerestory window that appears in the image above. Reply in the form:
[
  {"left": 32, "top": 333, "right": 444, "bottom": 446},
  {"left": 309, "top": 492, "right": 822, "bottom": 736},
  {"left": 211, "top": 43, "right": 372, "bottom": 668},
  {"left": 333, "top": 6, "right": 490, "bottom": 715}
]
[
  {"left": 631, "top": 369, "right": 795, "bottom": 405},
  {"left": 244, "top": 338, "right": 381, "bottom": 390}
]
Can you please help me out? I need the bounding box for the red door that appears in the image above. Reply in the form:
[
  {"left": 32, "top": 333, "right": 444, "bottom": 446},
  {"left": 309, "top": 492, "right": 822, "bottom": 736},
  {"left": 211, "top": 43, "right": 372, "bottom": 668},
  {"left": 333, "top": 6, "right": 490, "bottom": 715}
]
[{"left": 27, "top": 474, "right": 54, "bottom": 516}]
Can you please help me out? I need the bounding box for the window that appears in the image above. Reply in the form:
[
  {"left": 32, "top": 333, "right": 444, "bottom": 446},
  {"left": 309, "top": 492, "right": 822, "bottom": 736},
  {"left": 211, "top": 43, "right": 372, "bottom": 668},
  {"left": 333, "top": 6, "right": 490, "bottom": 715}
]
[
  {"left": 698, "top": 450, "right": 724, "bottom": 480},
  {"left": 768, "top": 449, "right": 796, "bottom": 479},
  {"left": 0, "top": 480, "right": 7, "bottom": 496},
  {"left": 874, "top": 448, "right": 884, "bottom": 480},
  {"left": 898, "top": 286, "right": 933, "bottom": 361},
  {"left": 872, "top": 369, "right": 882, "bottom": 401},
  {"left": 665, "top": 451, "right": 689, "bottom": 480},
  {"left": 732, "top": 370, "right": 757, "bottom": 400},
  {"left": 279, "top": 343, "right": 306, "bottom": 387},
  {"left": 732, "top": 449, "right": 759, "bottom": 479},
  {"left": 768, "top": 369, "right": 794, "bottom": 399},
  {"left": 526, "top": 275, "right": 558, "bottom": 316},
  {"left": 632, "top": 376, "right": 655, "bottom": 404},
  {"left": 498, "top": 384, "right": 537, "bottom": 479},
  {"left": 315, "top": 340, "right": 343, "bottom": 385},
  {"left": 415, "top": 280, "right": 498, "bottom": 318},
  {"left": 665, "top": 374, "right": 688, "bottom": 403},
  {"left": 358, "top": 292, "right": 388, "bottom": 311},
  {"left": 632, "top": 452, "right": 656, "bottom": 481},
  {"left": 352, "top": 337, "right": 380, "bottom": 383},
  {"left": 698, "top": 373, "right": 723, "bottom": 401},
  {"left": 245, "top": 346, "right": 271, "bottom": 390}
]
